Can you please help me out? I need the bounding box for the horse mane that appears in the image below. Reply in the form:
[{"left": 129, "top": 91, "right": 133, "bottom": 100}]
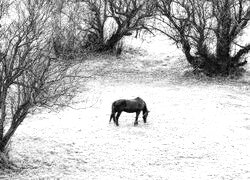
[
  {"left": 135, "top": 97, "right": 142, "bottom": 101},
  {"left": 135, "top": 97, "right": 149, "bottom": 113}
]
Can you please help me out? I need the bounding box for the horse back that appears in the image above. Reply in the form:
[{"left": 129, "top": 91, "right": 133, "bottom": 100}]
[
  {"left": 113, "top": 99, "right": 127, "bottom": 111},
  {"left": 113, "top": 97, "right": 145, "bottom": 113}
]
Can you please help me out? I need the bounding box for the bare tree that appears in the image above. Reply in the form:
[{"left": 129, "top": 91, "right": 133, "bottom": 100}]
[
  {"left": 76, "top": 0, "right": 155, "bottom": 52},
  {"left": 0, "top": 0, "right": 81, "bottom": 167},
  {"left": 52, "top": 0, "right": 86, "bottom": 59},
  {"left": 155, "top": 0, "right": 250, "bottom": 76},
  {"left": 105, "top": 0, "right": 155, "bottom": 51}
]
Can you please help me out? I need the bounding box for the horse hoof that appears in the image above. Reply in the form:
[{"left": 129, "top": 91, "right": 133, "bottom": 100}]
[{"left": 134, "top": 122, "right": 138, "bottom": 126}]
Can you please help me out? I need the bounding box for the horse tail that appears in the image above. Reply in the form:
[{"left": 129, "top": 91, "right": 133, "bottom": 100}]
[{"left": 109, "top": 102, "right": 116, "bottom": 123}]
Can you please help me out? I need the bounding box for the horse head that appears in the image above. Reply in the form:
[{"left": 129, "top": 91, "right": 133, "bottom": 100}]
[{"left": 142, "top": 110, "right": 149, "bottom": 123}]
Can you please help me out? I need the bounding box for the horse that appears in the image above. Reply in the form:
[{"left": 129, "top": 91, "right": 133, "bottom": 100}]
[{"left": 109, "top": 97, "right": 149, "bottom": 126}]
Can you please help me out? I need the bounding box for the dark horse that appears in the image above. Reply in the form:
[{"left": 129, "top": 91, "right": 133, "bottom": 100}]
[{"left": 109, "top": 97, "right": 149, "bottom": 126}]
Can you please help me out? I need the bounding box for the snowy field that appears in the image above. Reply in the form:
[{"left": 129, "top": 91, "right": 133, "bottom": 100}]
[{"left": 1, "top": 35, "right": 250, "bottom": 180}]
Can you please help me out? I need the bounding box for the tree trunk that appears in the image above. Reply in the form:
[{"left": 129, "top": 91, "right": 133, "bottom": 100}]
[
  {"left": 103, "top": 33, "right": 123, "bottom": 51},
  {"left": 181, "top": 40, "right": 197, "bottom": 67},
  {"left": 215, "top": 0, "right": 232, "bottom": 75},
  {"left": 0, "top": 111, "right": 28, "bottom": 152},
  {"left": 0, "top": 89, "right": 7, "bottom": 142},
  {"left": 216, "top": 36, "right": 231, "bottom": 74},
  {"left": 0, "top": 124, "right": 18, "bottom": 152}
]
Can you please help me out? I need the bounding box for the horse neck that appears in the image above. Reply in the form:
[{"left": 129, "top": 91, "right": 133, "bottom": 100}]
[{"left": 142, "top": 105, "right": 148, "bottom": 114}]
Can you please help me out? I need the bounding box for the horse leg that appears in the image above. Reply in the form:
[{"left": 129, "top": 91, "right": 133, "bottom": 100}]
[
  {"left": 143, "top": 111, "right": 147, "bottom": 123},
  {"left": 110, "top": 112, "right": 116, "bottom": 123},
  {"left": 134, "top": 111, "right": 140, "bottom": 126},
  {"left": 115, "top": 111, "right": 121, "bottom": 126}
]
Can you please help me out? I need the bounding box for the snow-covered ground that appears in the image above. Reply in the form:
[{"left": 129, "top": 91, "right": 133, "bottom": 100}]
[{"left": 1, "top": 35, "right": 250, "bottom": 180}]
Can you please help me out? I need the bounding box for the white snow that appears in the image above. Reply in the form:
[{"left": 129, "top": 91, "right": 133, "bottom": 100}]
[{"left": 2, "top": 35, "right": 250, "bottom": 180}]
